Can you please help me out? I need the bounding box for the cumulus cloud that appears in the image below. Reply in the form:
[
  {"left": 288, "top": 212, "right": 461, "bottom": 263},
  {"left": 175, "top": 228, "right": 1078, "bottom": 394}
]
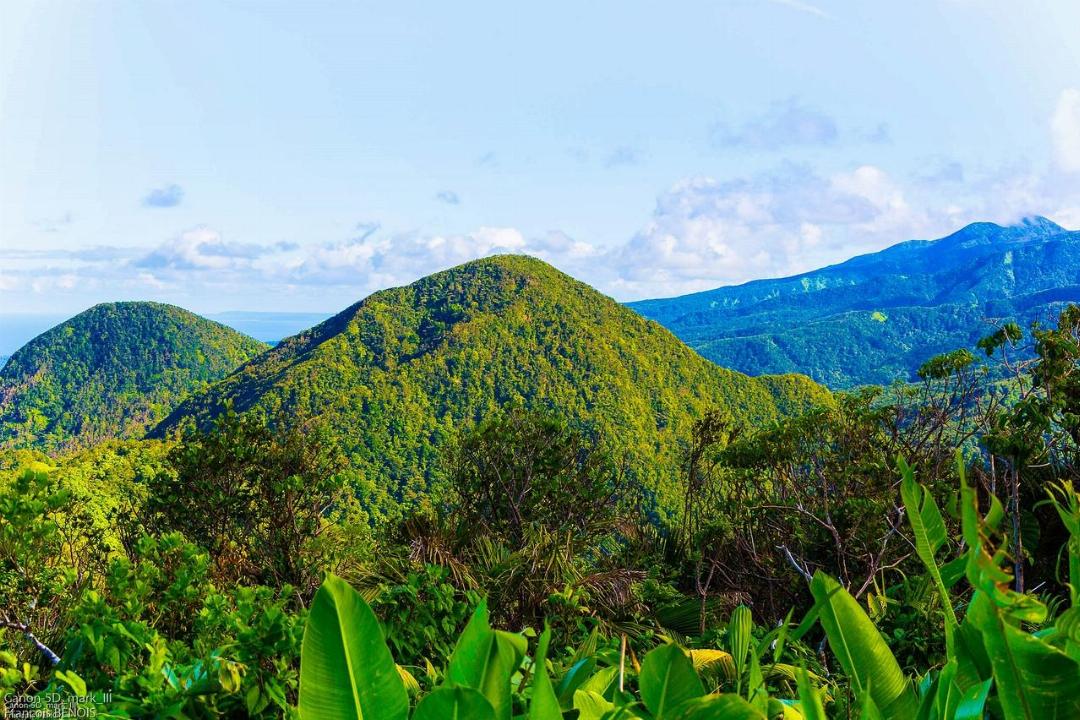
[
  {"left": 607, "top": 164, "right": 931, "bottom": 296},
  {"left": 134, "top": 228, "right": 279, "bottom": 271},
  {"left": 8, "top": 91, "right": 1080, "bottom": 308},
  {"left": 1052, "top": 88, "right": 1080, "bottom": 173},
  {"left": 604, "top": 155, "right": 1080, "bottom": 298},
  {"left": 142, "top": 184, "right": 185, "bottom": 208},
  {"left": 291, "top": 224, "right": 599, "bottom": 291}
]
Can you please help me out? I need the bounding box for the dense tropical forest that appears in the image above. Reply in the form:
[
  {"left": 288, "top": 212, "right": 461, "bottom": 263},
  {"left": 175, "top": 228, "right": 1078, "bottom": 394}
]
[
  {"left": 630, "top": 217, "right": 1080, "bottom": 388},
  {"left": 0, "top": 302, "right": 268, "bottom": 451},
  {"left": 3, "top": 255, "right": 1080, "bottom": 718}
]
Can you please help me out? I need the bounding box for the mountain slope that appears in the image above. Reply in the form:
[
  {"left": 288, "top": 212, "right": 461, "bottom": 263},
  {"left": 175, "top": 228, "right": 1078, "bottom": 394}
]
[
  {"left": 630, "top": 217, "right": 1080, "bottom": 388},
  {"left": 0, "top": 302, "right": 268, "bottom": 450},
  {"left": 154, "top": 255, "right": 829, "bottom": 519}
]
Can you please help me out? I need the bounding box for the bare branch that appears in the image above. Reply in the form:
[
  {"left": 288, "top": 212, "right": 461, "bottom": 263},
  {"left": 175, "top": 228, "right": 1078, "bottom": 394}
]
[{"left": 1, "top": 618, "right": 60, "bottom": 666}]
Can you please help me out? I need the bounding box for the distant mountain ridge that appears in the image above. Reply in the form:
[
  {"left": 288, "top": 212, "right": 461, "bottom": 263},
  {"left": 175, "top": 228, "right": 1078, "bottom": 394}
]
[
  {"left": 629, "top": 217, "right": 1080, "bottom": 388},
  {"left": 154, "top": 255, "right": 830, "bottom": 519},
  {"left": 0, "top": 302, "right": 268, "bottom": 450}
]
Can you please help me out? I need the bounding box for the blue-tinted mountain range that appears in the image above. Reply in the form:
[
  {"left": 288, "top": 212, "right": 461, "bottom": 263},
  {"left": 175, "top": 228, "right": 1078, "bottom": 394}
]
[{"left": 629, "top": 217, "right": 1080, "bottom": 388}]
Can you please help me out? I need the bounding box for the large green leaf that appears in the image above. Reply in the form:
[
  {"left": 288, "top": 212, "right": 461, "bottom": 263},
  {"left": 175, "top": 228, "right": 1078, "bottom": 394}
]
[
  {"left": 746, "top": 651, "right": 769, "bottom": 715},
  {"left": 446, "top": 601, "right": 526, "bottom": 720},
  {"left": 412, "top": 686, "right": 497, "bottom": 720},
  {"left": 573, "top": 689, "right": 615, "bottom": 720},
  {"left": 859, "top": 692, "right": 883, "bottom": 720},
  {"left": 930, "top": 660, "right": 961, "bottom": 720},
  {"left": 1047, "top": 482, "right": 1080, "bottom": 608},
  {"left": 810, "top": 572, "right": 918, "bottom": 720},
  {"left": 528, "top": 627, "right": 562, "bottom": 720},
  {"left": 728, "top": 605, "right": 754, "bottom": 689},
  {"left": 796, "top": 666, "right": 827, "bottom": 720},
  {"left": 298, "top": 574, "right": 409, "bottom": 720},
  {"left": 578, "top": 665, "right": 617, "bottom": 696},
  {"left": 639, "top": 643, "right": 705, "bottom": 719},
  {"left": 556, "top": 657, "right": 597, "bottom": 709},
  {"left": 667, "top": 694, "right": 766, "bottom": 719},
  {"left": 899, "top": 457, "right": 958, "bottom": 651},
  {"left": 953, "top": 678, "right": 991, "bottom": 720},
  {"left": 967, "top": 591, "right": 1080, "bottom": 720}
]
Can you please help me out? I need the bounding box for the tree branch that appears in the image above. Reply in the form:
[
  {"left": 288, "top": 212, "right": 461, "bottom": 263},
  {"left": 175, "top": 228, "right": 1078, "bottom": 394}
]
[
  {"left": 1, "top": 618, "right": 61, "bottom": 666},
  {"left": 777, "top": 544, "right": 813, "bottom": 583}
]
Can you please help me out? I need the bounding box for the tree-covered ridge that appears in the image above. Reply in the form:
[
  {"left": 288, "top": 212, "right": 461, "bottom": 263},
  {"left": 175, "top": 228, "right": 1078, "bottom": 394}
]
[
  {"left": 154, "top": 255, "right": 830, "bottom": 518},
  {"left": 0, "top": 302, "right": 268, "bottom": 450},
  {"left": 630, "top": 216, "right": 1080, "bottom": 388}
]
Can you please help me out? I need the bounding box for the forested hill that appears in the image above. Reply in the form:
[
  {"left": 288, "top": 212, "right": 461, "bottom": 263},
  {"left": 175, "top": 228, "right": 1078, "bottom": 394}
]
[
  {"left": 153, "top": 255, "right": 830, "bottom": 518},
  {"left": 0, "top": 302, "right": 268, "bottom": 450},
  {"left": 629, "top": 216, "right": 1080, "bottom": 388}
]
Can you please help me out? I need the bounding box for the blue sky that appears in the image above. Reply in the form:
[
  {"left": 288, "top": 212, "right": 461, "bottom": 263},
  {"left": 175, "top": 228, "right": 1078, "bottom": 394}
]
[{"left": 2, "top": 0, "right": 1080, "bottom": 314}]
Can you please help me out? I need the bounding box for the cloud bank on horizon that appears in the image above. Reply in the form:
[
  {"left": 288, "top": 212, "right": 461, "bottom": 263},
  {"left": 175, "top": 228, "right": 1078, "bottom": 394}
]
[{"left": 2, "top": 2, "right": 1080, "bottom": 312}]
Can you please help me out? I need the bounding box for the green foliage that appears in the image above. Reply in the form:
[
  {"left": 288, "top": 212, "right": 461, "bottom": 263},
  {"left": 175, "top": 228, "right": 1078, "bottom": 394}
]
[
  {"left": 445, "top": 601, "right": 525, "bottom": 720},
  {"left": 0, "top": 469, "right": 102, "bottom": 673},
  {"left": 525, "top": 627, "right": 561, "bottom": 720},
  {"left": 450, "top": 408, "right": 626, "bottom": 546},
  {"left": 143, "top": 406, "right": 353, "bottom": 592},
  {"left": 154, "top": 255, "right": 830, "bottom": 522},
  {"left": 898, "top": 457, "right": 958, "bottom": 652},
  {"left": 631, "top": 217, "right": 1080, "bottom": 388},
  {"left": 700, "top": 390, "right": 908, "bottom": 610},
  {"left": 371, "top": 564, "right": 482, "bottom": 668},
  {"left": 810, "top": 572, "right": 919, "bottom": 719},
  {"left": 413, "top": 685, "right": 495, "bottom": 719},
  {"left": 60, "top": 533, "right": 304, "bottom": 717},
  {"left": 800, "top": 457, "right": 1080, "bottom": 720},
  {"left": 638, "top": 643, "right": 704, "bottom": 716},
  {"left": 0, "top": 302, "right": 267, "bottom": 450},
  {"left": 296, "top": 573, "right": 804, "bottom": 719},
  {"left": 916, "top": 349, "right": 976, "bottom": 382},
  {"left": 1, "top": 456, "right": 306, "bottom": 717},
  {"left": 353, "top": 408, "right": 658, "bottom": 645},
  {"left": 9, "top": 264, "right": 1080, "bottom": 717},
  {"left": 299, "top": 573, "right": 409, "bottom": 720}
]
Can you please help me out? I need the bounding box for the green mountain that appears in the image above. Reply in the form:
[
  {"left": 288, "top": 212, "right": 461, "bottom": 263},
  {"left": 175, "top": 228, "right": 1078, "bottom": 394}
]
[
  {"left": 0, "top": 302, "right": 268, "bottom": 450},
  {"left": 154, "top": 255, "right": 829, "bottom": 518},
  {"left": 630, "top": 217, "right": 1080, "bottom": 388}
]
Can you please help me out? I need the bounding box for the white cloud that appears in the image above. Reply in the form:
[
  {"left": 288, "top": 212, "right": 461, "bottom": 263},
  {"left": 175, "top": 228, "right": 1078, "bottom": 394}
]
[
  {"left": 292, "top": 225, "right": 600, "bottom": 292},
  {"left": 7, "top": 91, "right": 1080, "bottom": 309},
  {"left": 1052, "top": 88, "right": 1080, "bottom": 173},
  {"left": 604, "top": 163, "right": 953, "bottom": 297},
  {"left": 137, "top": 272, "right": 166, "bottom": 290},
  {"left": 134, "top": 227, "right": 299, "bottom": 275}
]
